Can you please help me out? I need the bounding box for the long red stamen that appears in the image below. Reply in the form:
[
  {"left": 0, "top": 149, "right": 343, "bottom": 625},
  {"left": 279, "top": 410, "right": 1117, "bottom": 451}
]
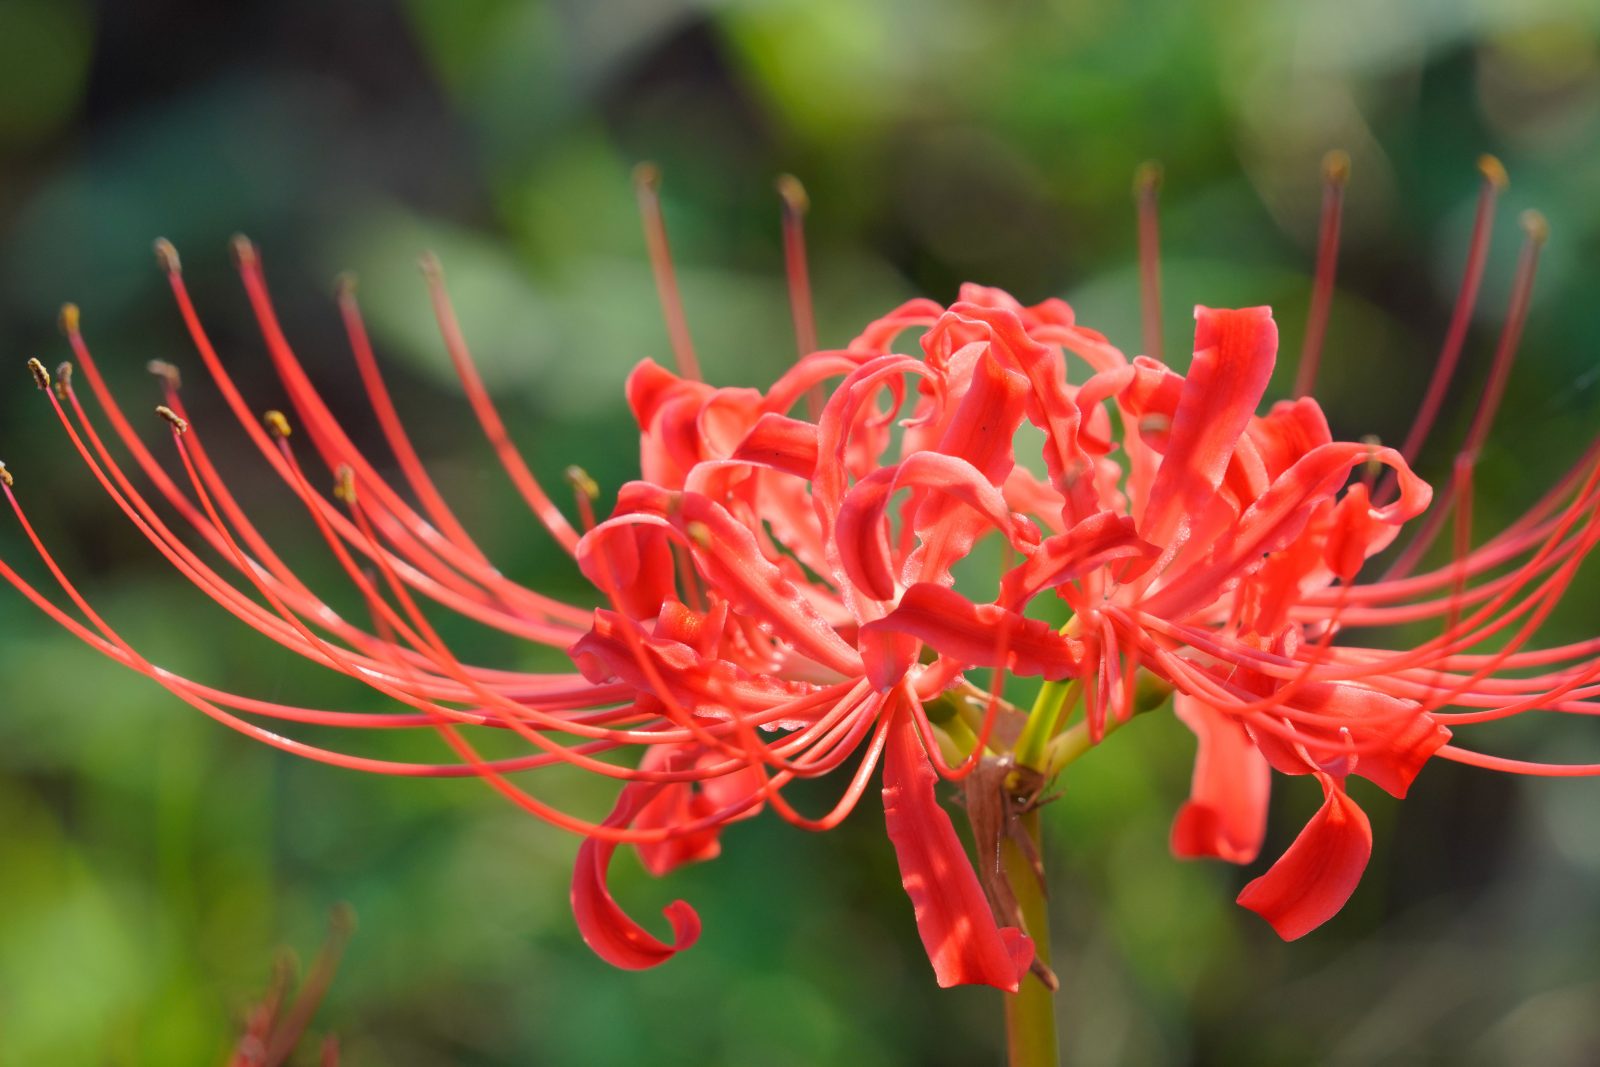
[
  {"left": 1292, "top": 150, "right": 1350, "bottom": 399},
  {"left": 777, "top": 174, "right": 824, "bottom": 421},
  {"left": 334, "top": 272, "right": 493, "bottom": 568},
  {"left": 1391, "top": 156, "right": 1509, "bottom": 481},
  {"left": 1386, "top": 209, "right": 1547, "bottom": 579},
  {"left": 1134, "top": 161, "right": 1164, "bottom": 360},
  {"left": 634, "top": 162, "right": 702, "bottom": 381}
]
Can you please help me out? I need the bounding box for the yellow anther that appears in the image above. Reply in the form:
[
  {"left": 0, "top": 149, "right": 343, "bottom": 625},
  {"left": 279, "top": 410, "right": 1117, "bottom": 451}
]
[
  {"left": 685, "top": 520, "right": 713, "bottom": 548},
  {"left": 1133, "top": 160, "right": 1162, "bottom": 198},
  {"left": 153, "top": 237, "right": 182, "bottom": 274},
  {"left": 633, "top": 160, "right": 662, "bottom": 193},
  {"left": 1322, "top": 149, "right": 1351, "bottom": 185},
  {"left": 58, "top": 303, "right": 80, "bottom": 336},
  {"left": 155, "top": 405, "right": 189, "bottom": 434},
  {"left": 0, "top": 461, "right": 12, "bottom": 488},
  {"left": 776, "top": 174, "right": 809, "bottom": 217},
  {"left": 27, "top": 358, "right": 49, "bottom": 390},
  {"left": 333, "top": 464, "right": 357, "bottom": 503},
  {"left": 53, "top": 362, "right": 73, "bottom": 399},
  {"left": 263, "top": 410, "right": 292, "bottom": 439},
  {"left": 333, "top": 271, "right": 358, "bottom": 300},
  {"left": 1521, "top": 209, "right": 1550, "bottom": 246},
  {"left": 146, "top": 360, "right": 182, "bottom": 389},
  {"left": 564, "top": 465, "right": 600, "bottom": 501},
  {"left": 230, "top": 233, "right": 257, "bottom": 268},
  {"left": 1478, "top": 154, "right": 1509, "bottom": 192}
]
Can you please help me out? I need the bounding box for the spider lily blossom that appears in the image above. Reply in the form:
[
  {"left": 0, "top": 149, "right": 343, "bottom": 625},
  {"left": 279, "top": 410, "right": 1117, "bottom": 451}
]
[{"left": 5, "top": 159, "right": 1600, "bottom": 997}]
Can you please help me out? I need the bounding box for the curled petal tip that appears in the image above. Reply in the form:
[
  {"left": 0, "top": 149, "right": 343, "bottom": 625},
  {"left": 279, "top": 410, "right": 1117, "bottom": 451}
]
[
  {"left": 153, "top": 237, "right": 181, "bottom": 273},
  {"left": 1478, "top": 154, "right": 1509, "bottom": 191},
  {"left": 775, "top": 173, "right": 809, "bottom": 216},
  {"left": 155, "top": 404, "right": 189, "bottom": 434},
  {"left": 26, "top": 357, "right": 49, "bottom": 391},
  {"left": 1321, "top": 149, "right": 1351, "bottom": 184}
]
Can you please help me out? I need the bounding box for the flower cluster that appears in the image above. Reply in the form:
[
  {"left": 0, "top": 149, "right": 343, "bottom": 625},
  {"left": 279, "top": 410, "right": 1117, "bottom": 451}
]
[{"left": 5, "top": 161, "right": 1599, "bottom": 995}]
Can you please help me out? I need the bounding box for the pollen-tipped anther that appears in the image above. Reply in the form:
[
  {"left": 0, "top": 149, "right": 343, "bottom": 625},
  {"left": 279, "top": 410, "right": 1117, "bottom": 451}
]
[
  {"left": 1322, "top": 149, "right": 1351, "bottom": 185},
  {"left": 1133, "top": 160, "right": 1162, "bottom": 198},
  {"left": 1521, "top": 209, "right": 1550, "bottom": 246},
  {"left": 58, "top": 303, "right": 81, "bottom": 336},
  {"left": 416, "top": 251, "right": 442, "bottom": 280},
  {"left": 565, "top": 465, "right": 600, "bottom": 501},
  {"left": 1133, "top": 161, "right": 1164, "bottom": 362},
  {"left": 156, "top": 405, "right": 189, "bottom": 434},
  {"left": 27, "top": 358, "right": 50, "bottom": 391},
  {"left": 334, "top": 271, "right": 358, "bottom": 301},
  {"left": 333, "top": 464, "right": 357, "bottom": 504},
  {"left": 1478, "top": 154, "right": 1510, "bottom": 192},
  {"left": 0, "top": 461, "right": 12, "bottom": 488},
  {"left": 230, "top": 234, "right": 257, "bottom": 268},
  {"left": 776, "top": 173, "right": 810, "bottom": 218},
  {"left": 685, "top": 520, "right": 713, "bottom": 549},
  {"left": 633, "top": 160, "right": 662, "bottom": 194},
  {"left": 53, "top": 362, "right": 73, "bottom": 399},
  {"left": 153, "top": 237, "right": 181, "bottom": 274},
  {"left": 146, "top": 360, "right": 182, "bottom": 389},
  {"left": 263, "top": 409, "right": 292, "bottom": 439}
]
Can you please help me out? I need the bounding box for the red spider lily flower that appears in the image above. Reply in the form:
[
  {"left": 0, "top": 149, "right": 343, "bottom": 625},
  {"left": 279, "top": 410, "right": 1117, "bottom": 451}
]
[
  {"left": 228, "top": 905, "right": 352, "bottom": 1067},
  {"left": 4, "top": 155, "right": 1600, "bottom": 1001}
]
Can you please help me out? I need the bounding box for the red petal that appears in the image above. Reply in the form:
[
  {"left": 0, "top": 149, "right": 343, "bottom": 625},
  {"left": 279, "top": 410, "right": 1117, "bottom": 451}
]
[
  {"left": 1139, "top": 307, "right": 1278, "bottom": 548},
  {"left": 678, "top": 495, "right": 863, "bottom": 676},
  {"left": 836, "top": 453, "right": 1020, "bottom": 602},
  {"left": 1170, "top": 694, "right": 1271, "bottom": 864},
  {"left": 1236, "top": 774, "right": 1372, "bottom": 940},
  {"left": 1000, "top": 511, "right": 1154, "bottom": 607},
  {"left": 731, "top": 412, "right": 820, "bottom": 479},
  {"left": 859, "top": 583, "right": 1082, "bottom": 688},
  {"left": 1245, "top": 684, "right": 1448, "bottom": 798},
  {"left": 881, "top": 707, "right": 1034, "bottom": 990},
  {"left": 571, "top": 786, "right": 703, "bottom": 969}
]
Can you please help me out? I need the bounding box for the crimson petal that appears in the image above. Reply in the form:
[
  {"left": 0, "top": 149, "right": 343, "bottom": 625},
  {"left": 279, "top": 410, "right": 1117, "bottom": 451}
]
[
  {"left": 1170, "top": 693, "right": 1271, "bottom": 864},
  {"left": 860, "top": 583, "right": 1082, "bottom": 689},
  {"left": 572, "top": 785, "right": 702, "bottom": 969},
  {"left": 881, "top": 706, "right": 1034, "bottom": 990},
  {"left": 1236, "top": 773, "right": 1372, "bottom": 940}
]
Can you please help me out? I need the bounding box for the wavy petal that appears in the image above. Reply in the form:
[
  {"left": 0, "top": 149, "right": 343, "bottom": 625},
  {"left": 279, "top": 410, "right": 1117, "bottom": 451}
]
[
  {"left": 572, "top": 785, "right": 703, "bottom": 969},
  {"left": 881, "top": 706, "right": 1034, "bottom": 990},
  {"left": 859, "top": 583, "right": 1082, "bottom": 689},
  {"left": 1236, "top": 773, "right": 1372, "bottom": 940},
  {"left": 1170, "top": 694, "right": 1271, "bottom": 864},
  {"left": 1139, "top": 306, "right": 1278, "bottom": 560}
]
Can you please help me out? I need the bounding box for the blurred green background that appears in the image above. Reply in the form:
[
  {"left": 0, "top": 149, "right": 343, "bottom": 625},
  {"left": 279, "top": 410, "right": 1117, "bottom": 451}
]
[{"left": 4, "top": 0, "right": 1600, "bottom": 1063}]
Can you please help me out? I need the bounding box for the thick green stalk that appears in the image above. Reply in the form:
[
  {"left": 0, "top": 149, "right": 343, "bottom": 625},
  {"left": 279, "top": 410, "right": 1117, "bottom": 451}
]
[{"left": 1002, "top": 808, "right": 1057, "bottom": 1067}]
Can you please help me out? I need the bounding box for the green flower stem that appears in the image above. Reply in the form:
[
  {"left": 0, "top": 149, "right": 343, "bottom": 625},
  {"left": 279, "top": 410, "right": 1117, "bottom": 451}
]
[
  {"left": 1015, "top": 678, "right": 1081, "bottom": 773},
  {"left": 1002, "top": 808, "right": 1057, "bottom": 1067},
  {"left": 1042, "top": 673, "right": 1173, "bottom": 777}
]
